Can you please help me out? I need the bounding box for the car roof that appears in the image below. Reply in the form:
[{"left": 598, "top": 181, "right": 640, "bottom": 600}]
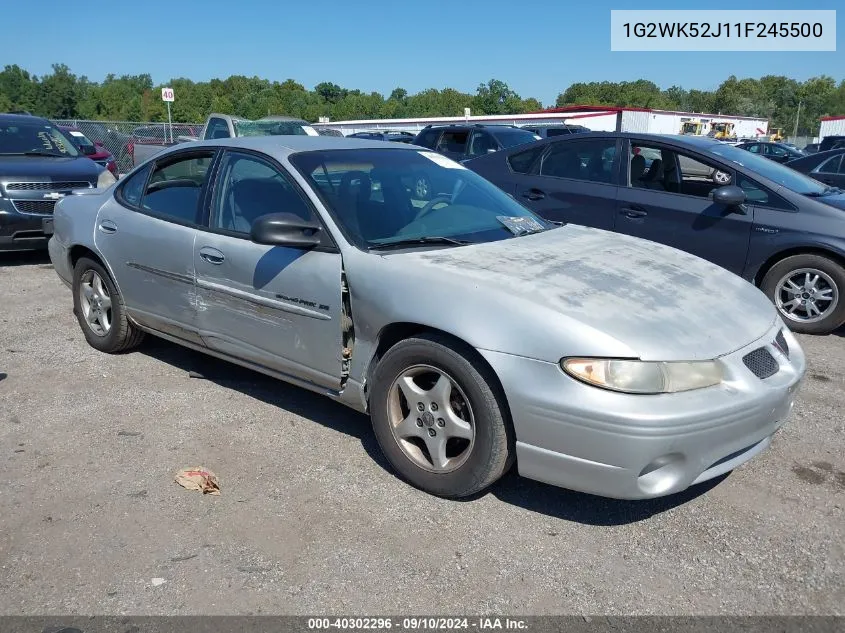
[
  {"left": 0, "top": 113, "right": 51, "bottom": 125},
  {"left": 186, "top": 135, "right": 421, "bottom": 155}
]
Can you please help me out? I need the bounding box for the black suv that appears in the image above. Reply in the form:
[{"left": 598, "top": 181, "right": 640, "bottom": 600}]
[
  {"left": 1, "top": 113, "right": 112, "bottom": 252},
  {"left": 819, "top": 135, "right": 845, "bottom": 152},
  {"left": 411, "top": 123, "right": 540, "bottom": 163},
  {"left": 520, "top": 123, "right": 590, "bottom": 138}
]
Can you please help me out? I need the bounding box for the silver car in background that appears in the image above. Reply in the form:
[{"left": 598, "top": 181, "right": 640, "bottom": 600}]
[{"left": 47, "top": 136, "right": 806, "bottom": 500}]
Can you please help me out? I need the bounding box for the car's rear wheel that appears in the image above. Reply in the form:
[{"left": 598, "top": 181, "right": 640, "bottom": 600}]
[
  {"left": 761, "top": 254, "right": 845, "bottom": 334},
  {"left": 369, "top": 334, "right": 514, "bottom": 498},
  {"left": 72, "top": 256, "right": 144, "bottom": 353}
]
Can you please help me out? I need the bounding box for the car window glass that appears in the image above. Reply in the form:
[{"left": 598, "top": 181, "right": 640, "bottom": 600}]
[
  {"left": 508, "top": 145, "right": 544, "bottom": 174},
  {"left": 815, "top": 155, "right": 843, "bottom": 174},
  {"left": 140, "top": 153, "right": 213, "bottom": 224},
  {"left": 118, "top": 164, "right": 152, "bottom": 207},
  {"left": 211, "top": 151, "right": 313, "bottom": 234},
  {"left": 436, "top": 130, "right": 468, "bottom": 154},
  {"left": 769, "top": 144, "right": 788, "bottom": 156},
  {"left": 205, "top": 118, "right": 229, "bottom": 139},
  {"left": 540, "top": 138, "right": 617, "bottom": 184},
  {"left": 415, "top": 129, "right": 440, "bottom": 149},
  {"left": 628, "top": 144, "right": 731, "bottom": 196},
  {"left": 466, "top": 132, "right": 497, "bottom": 158},
  {"left": 746, "top": 144, "right": 760, "bottom": 154}
]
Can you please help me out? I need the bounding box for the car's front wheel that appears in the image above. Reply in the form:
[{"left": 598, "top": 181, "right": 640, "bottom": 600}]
[
  {"left": 369, "top": 334, "right": 514, "bottom": 498},
  {"left": 72, "top": 256, "right": 145, "bottom": 353},
  {"left": 761, "top": 254, "right": 845, "bottom": 334}
]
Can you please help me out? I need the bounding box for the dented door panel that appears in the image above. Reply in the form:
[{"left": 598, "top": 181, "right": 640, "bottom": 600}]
[{"left": 193, "top": 232, "right": 344, "bottom": 390}]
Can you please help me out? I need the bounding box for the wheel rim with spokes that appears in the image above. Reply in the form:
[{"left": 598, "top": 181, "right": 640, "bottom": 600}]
[
  {"left": 775, "top": 267, "right": 838, "bottom": 324},
  {"left": 79, "top": 270, "right": 113, "bottom": 336},
  {"left": 387, "top": 364, "right": 475, "bottom": 473}
]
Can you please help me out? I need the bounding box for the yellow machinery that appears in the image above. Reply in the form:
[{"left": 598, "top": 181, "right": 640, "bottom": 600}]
[
  {"left": 769, "top": 128, "right": 785, "bottom": 142},
  {"left": 709, "top": 122, "right": 736, "bottom": 140},
  {"left": 680, "top": 120, "right": 705, "bottom": 135}
]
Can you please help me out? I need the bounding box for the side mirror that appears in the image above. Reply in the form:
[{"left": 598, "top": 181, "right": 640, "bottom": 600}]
[
  {"left": 712, "top": 185, "right": 747, "bottom": 212},
  {"left": 250, "top": 213, "right": 322, "bottom": 248}
]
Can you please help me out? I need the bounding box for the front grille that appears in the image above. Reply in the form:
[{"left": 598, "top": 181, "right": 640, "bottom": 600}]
[
  {"left": 5, "top": 181, "right": 90, "bottom": 191},
  {"left": 774, "top": 329, "right": 789, "bottom": 358},
  {"left": 12, "top": 200, "right": 57, "bottom": 215},
  {"left": 742, "top": 347, "right": 779, "bottom": 379}
]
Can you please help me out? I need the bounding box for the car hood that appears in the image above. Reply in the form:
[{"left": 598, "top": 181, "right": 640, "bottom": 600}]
[
  {"left": 0, "top": 155, "right": 101, "bottom": 181},
  {"left": 399, "top": 225, "right": 777, "bottom": 362}
]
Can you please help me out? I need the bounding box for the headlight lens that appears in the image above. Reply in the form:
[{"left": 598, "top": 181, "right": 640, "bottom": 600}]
[
  {"left": 561, "top": 358, "right": 723, "bottom": 394},
  {"left": 97, "top": 168, "right": 117, "bottom": 188}
]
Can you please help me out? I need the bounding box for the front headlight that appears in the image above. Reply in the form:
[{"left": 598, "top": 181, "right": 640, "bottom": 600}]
[
  {"left": 97, "top": 169, "right": 117, "bottom": 188},
  {"left": 561, "top": 358, "right": 723, "bottom": 394}
]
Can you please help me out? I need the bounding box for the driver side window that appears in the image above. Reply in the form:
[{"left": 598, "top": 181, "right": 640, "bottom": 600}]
[{"left": 210, "top": 151, "right": 314, "bottom": 235}]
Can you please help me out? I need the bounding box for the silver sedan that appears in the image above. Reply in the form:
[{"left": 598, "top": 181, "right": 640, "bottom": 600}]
[{"left": 47, "top": 136, "right": 807, "bottom": 499}]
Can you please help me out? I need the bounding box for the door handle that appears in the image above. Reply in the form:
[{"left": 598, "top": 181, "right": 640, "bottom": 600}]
[
  {"left": 98, "top": 220, "right": 117, "bottom": 234},
  {"left": 199, "top": 246, "right": 225, "bottom": 265},
  {"left": 522, "top": 189, "right": 546, "bottom": 201},
  {"left": 620, "top": 207, "right": 648, "bottom": 219}
]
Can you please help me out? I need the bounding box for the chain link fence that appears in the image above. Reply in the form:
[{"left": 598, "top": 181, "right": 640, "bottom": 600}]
[{"left": 51, "top": 119, "right": 204, "bottom": 174}]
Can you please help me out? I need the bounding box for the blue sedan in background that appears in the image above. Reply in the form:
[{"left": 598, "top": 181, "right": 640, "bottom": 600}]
[{"left": 466, "top": 132, "right": 845, "bottom": 335}]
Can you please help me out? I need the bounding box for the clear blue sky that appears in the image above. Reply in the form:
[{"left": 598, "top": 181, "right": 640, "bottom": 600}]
[{"left": 5, "top": 0, "right": 843, "bottom": 106}]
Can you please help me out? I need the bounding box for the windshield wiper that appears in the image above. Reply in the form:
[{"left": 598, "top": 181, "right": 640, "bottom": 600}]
[
  {"left": 805, "top": 187, "right": 841, "bottom": 197},
  {"left": 369, "top": 236, "right": 470, "bottom": 251},
  {"left": 12, "top": 150, "right": 66, "bottom": 158}
]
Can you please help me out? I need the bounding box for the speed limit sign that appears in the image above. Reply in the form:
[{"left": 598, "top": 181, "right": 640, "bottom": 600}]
[{"left": 161, "top": 87, "right": 175, "bottom": 102}]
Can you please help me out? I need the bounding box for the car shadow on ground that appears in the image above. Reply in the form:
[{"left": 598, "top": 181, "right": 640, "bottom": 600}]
[
  {"left": 139, "top": 337, "right": 726, "bottom": 526},
  {"left": 0, "top": 250, "right": 52, "bottom": 267}
]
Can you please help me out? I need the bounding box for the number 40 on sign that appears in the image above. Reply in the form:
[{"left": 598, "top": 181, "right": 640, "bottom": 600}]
[{"left": 161, "top": 87, "right": 174, "bottom": 102}]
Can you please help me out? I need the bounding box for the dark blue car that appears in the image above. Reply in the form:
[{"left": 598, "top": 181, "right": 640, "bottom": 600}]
[{"left": 466, "top": 132, "right": 845, "bottom": 335}]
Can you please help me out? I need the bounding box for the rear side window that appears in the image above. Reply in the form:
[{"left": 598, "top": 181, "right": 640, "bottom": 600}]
[
  {"left": 436, "top": 130, "right": 469, "bottom": 154},
  {"left": 415, "top": 129, "right": 440, "bottom": 149},
  {"left": 816, "top": 155, "right": 844, "bottom": 174},
  {"left": 508, "top": 145, "right": 544, "bottom": 173},
  {"left": 118, "top": 164, "right": 152, "bottom": 207},
  {"left": 540, "top": 138, "right": 618, "bottom": 184},
  {"left": 139, "top": 152, "right": 214, "bottom": 224}
]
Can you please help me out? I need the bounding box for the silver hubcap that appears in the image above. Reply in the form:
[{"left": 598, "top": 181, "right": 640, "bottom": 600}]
[
  {"left": 387, "top": 364, "right": 475, "bottom": 473},
  {"left": 775, "top": 268, "right": 838, "bottom": 323},
  {"left": 79, "top": 270, "right": 113, "bottom": 336},
  {"left": 415, "top": 177, "right": 429, "bottom": 199}
]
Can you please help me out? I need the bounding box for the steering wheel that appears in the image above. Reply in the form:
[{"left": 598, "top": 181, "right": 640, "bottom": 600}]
[{"left": 415, "top": 195, "right": 451, "bottom": 221}]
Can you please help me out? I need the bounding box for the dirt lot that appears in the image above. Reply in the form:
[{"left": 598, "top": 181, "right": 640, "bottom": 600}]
[{"left": 0, "top": 251, "right": 843, "bottom": 616}]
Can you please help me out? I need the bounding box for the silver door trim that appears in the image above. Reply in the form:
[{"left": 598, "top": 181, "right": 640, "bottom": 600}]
[{"left": 126, "top": 262, "right": 194, "bottom": 285}]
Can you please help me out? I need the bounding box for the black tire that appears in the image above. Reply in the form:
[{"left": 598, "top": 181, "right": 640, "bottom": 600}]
[
  {"left": 369, "top": 333, "right": 514, "bottom": 498},
  {"left": 760, "top": 253, "right": 845, "bottom": 335},
  {"left": 72, "top": 256, "right": 145, "bottom": 353}
]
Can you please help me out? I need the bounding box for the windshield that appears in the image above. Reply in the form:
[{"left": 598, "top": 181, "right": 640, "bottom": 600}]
[
  {"left": 233, "top": 119, "right": 310, "bottom": 137},
  {"left": 708, "top": 143, "right": 827, "bottom": 195},
  {"left": 0, "top": 121, "right": 80, "bottom": 157},
  {"left": 494, "top": 128, "right": 542, "bottom": 148},
  {"left": 290, "top": 148, "right": 555, "bottom": 250}
]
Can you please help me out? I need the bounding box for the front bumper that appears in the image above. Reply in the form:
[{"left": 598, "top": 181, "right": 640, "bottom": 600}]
[
  {"left": 479, "top": 320, "right": 806, "bottom": 500},
  {"left": 0, "top": 200, "right": 50, "bottom": 252}
]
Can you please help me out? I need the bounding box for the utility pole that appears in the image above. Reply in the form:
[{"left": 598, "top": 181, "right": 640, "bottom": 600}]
[{"left": 793, "top": 100, "right": 802, "bottom": 138}]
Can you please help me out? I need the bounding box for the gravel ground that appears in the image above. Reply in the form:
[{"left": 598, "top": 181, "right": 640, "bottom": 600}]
[{"left": 0, "top": 251, "right": 843, "bottom": 616}]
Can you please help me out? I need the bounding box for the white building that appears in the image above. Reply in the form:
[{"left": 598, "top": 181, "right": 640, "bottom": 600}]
[
  {"left": 819, "top": 115, "right": 845, "bottom": 140},
  {"left": 312, "top": 105, "right": 769, "bottom": 139}
]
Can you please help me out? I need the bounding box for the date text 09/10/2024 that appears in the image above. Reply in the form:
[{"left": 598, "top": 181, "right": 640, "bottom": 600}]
[{"left": 307, "top": 618, "right": 528, "bottom": 630}]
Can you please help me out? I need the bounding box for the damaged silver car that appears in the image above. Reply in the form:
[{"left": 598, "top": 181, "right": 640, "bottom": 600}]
[{"left": 47, "top": 136, "right": 806, "bottom": 499}]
